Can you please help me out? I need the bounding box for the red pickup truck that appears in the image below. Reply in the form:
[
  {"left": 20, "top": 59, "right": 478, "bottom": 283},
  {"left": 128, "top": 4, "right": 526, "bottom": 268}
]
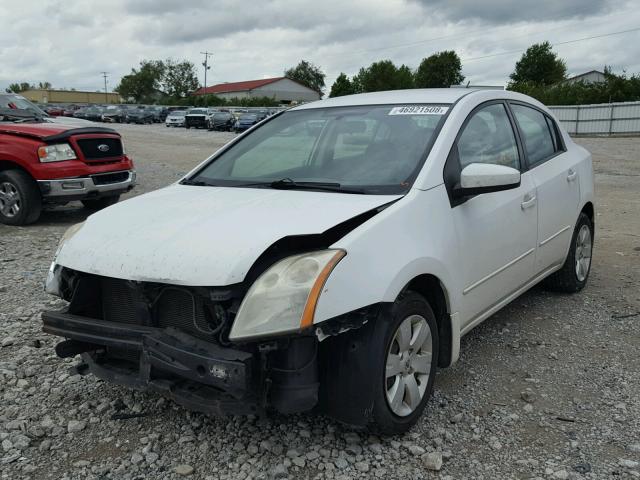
[{"left": 0, "top": 121, "right": 135, "bottom": 225}]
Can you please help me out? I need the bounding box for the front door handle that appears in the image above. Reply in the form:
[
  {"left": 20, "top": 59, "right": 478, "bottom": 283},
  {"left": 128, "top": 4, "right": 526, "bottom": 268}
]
[
  {"left": 567, "top": 169, "right": 578, "bottom": 182},
  {"left": 521, "top": 194, "right": 537, "bottom": 210}
]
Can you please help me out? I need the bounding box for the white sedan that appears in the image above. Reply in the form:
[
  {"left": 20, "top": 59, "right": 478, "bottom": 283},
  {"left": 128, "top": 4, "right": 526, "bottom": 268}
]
[{"left": 43, "top": 88, "right": 594, "bottom": 434}]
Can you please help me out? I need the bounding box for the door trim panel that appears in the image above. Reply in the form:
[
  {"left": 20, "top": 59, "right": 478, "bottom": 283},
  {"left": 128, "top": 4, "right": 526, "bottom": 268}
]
[
  {"left": 461, "top": 261, "right": 563, "bottom": 336},
  {"left": 539, "top": 225, "right": 571, "bottom": 247},
  {"left": 463, "top": 247, "right": 535, "bottom": 295}
]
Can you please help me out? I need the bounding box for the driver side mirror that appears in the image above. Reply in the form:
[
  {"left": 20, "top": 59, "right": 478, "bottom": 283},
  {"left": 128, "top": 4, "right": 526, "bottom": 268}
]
[{"left": 453, "top": 163, "right": 521, "bottom": 198}]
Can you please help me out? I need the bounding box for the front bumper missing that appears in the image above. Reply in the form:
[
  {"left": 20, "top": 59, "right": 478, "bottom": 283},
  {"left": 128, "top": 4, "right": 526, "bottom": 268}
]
[{"left": 41, "top": 310, "right": 257, "bottom": 415}]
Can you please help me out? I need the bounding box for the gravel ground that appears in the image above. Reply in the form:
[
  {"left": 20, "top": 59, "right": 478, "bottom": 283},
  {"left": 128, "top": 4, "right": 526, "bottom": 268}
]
[{"left": 1, "top": 125, "right": 639, "bottom": 480}]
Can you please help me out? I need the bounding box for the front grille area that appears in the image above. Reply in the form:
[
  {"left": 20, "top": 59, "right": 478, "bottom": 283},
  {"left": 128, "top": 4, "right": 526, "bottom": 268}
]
[
  {"left": 76, "top": 137, "right": 123, "bottom": 160},
  {"left": 185, "top": 116, "right": 207, "bottom": 127},
  {"left": 92, "top": 171, "right": 129, "bottom": 185},
  {"left": 98, "top": 277, "right": 229, "bottom": 343},
  {"left": 101, "top": 277, "right": 139, "bottom": 324}
]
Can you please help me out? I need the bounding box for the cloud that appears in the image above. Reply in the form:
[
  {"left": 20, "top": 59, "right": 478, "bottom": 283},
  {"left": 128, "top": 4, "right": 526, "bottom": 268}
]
[
  {"left": 0, "top": 0, "right": 639, "bottom": 95},
  {"left": 410, "top": 0, "right": 619, "bottom": 24}
]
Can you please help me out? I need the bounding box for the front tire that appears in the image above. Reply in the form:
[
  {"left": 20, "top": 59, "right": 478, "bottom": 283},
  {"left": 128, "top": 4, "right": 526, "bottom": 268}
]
[
  {"left": 543, "top": 212, "right": 593, "bottom": 292},
  {"left": 0, "top": 169, "right": 42, "bottom": 226},
  {"left": 82, "top": 195, "right": 120, "bottom": 211},
  {"left": 323, "top": 291, "right": 438, "bottom": 434}
]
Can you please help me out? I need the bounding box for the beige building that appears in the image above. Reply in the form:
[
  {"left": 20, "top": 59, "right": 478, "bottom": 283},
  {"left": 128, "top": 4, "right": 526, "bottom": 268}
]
[{"left": 21, "top": 89, "right": 122, "bottom": 104}]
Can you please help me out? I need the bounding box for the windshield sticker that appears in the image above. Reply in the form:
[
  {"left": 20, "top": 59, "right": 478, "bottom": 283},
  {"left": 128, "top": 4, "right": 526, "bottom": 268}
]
[{"left": 389, "top": 106, "right": 448, "bottom": 115}]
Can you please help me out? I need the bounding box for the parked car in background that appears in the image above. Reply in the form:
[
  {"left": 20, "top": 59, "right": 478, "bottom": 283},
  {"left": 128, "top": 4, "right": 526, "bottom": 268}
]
[
  {"left": 165, "top": 110, "right": 187, "bottom": 127},
  {"left": 185, "top": 108, "right": 213, "bottom": 129},
  {"left": 233, "top": 113, "right": 258, "bottom": 132},
  {"left": 101, "top": 106, "right": 126, "bottom": 123},
  {"left": 126, "top": 107, "right": 154, "bottom": 124},
  {"left": 0, "top": 111, "right": 135, "bottom": 225},
  {"left": 255, "top": 110, "right": 270, "bottom": 121},
  {"left": 63, "top": 105, "right": 82, "bottom": 117},
  {"left": 82, "top": 106, "right": 105, "bottom": 122},
  {"left": 150, "top": 106, "right": 169, "bottom": 123},
  {"left": 0, "top": 94, "right": 93, "bottom": 127},
  {"left": 42, "top": 88, "right": 594, "bottom": 434},
  {"left": 207, "top": 112, "right": 235, "bottom": 131},
  {"left": 44, "top": 105, "right": 65, "bottom": 117}
]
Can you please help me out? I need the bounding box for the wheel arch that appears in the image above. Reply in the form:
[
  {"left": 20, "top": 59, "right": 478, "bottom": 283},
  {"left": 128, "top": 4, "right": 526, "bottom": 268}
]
[
  {"left": 581, "top": 201, "right": 594, "bottom": 228},
  {"left": 0, "top": 159, "right": 34, "bottom": 177},
  {"left": 401, "top": 274, "right": 458, "bottom": 368}
]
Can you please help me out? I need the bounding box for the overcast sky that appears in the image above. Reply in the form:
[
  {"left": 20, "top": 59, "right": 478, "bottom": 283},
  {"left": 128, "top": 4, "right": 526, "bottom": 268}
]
[{"left": 2, "top": 0, "right": 639, "bottom": 95}]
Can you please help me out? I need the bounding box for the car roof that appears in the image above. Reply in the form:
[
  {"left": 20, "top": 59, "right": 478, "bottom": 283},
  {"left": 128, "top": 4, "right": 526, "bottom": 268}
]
[{"left": 291, "top": 88, "right": 488, "bottom": 110}]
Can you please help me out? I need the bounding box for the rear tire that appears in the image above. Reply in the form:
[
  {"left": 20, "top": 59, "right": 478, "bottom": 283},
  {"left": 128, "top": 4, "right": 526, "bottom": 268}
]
[
  {"left": 0, "top": 169, "right": 42, "bottom": 226},
  {"left": 82, "top": 195, "right": 120, "bottom": 211},
  {"left": 543, "top": 213, "right": 593, "bottom": 293}
]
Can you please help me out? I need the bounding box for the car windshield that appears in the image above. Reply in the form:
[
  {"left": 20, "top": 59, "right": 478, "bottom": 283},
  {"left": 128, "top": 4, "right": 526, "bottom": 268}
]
[
  {"left": 188, "top": 108, "right": 207, "bottom": 114},
  {"left": 171, "top": 111, "right": 187, "bottom": 116},
  {"left": 190, "top": 104, "right": 449, "bottom": 195},
  {"left": 239, "top": 114, "right": 257, "bottom": 120},
  {"left": 213, "top": 113, "right": 228, "bottom": 119},
  {"left": 0, "top": 94, "right": 48, "bottom": 117}
]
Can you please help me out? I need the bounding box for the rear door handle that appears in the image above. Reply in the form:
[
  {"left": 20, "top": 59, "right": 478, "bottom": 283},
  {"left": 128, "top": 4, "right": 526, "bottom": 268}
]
[
  {"left": 567, "top": 169, "right": 578, "bottom": 182},
  {"left": 521, "top": 194, "right": 537, "bottom": 210}
]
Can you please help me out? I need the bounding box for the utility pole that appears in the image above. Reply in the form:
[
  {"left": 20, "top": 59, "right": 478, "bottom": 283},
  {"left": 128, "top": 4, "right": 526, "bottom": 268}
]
[
  {"left": 101, "top": 72, "right": 109, "bottom": 103},
  {"left": 200, "top": 51, "right": 213, "bottom": 94}
]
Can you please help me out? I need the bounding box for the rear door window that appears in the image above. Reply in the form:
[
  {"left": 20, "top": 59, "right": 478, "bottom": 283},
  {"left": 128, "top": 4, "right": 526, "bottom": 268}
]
[{"left": 511, "top": 104, "right": 557, "bottom": 166}]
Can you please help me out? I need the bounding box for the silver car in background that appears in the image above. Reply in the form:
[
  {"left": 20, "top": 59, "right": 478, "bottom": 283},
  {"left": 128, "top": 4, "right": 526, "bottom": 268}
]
[{"left": 165, "top": 110, "right": 187, "bottom": 127}]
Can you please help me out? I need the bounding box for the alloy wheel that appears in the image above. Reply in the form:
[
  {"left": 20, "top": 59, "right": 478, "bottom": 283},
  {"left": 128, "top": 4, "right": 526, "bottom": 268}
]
[
  {"left": 0, "top": 182, "right": 21, "bottom": 218},
  {"left": 575, "top": 224, "right": 592, "bottom": 282},
  {"left": 385, "top": 314, "right": 433, "bottom": 417}
]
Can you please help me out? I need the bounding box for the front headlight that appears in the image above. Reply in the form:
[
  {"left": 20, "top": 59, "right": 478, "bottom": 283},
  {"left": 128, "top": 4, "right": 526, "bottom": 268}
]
[
  {"left": 46, "top": 221, "right": 85, "bottom": 297},
  {"left": 38, "top": 143, "right": 77, "bottom": 163},
  {"left": 229, "top": 249, "right": 345, "bottom": 341}
]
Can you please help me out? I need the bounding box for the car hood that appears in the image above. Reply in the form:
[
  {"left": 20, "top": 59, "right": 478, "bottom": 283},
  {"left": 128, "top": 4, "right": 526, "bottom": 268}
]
[
  {"left": 48, "top": 116, "right": 96, "bottom": 126},
  {"left": 56, "top": 184, "right": 400, "bottom": 286}
]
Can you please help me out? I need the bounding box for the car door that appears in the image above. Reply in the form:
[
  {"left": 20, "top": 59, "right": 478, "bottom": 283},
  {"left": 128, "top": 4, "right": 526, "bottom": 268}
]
[
  {"left": 509, "top": 102, "right": 580, "bottom": 273},
  {"left": 444, "top": 102, "right": 538, "bottom": 328}
]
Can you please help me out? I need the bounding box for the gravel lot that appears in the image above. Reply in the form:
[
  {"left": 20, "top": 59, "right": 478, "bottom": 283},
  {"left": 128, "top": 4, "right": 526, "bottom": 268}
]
[{"left": 1, "top": 125, "right": 639, "bottom": 480}]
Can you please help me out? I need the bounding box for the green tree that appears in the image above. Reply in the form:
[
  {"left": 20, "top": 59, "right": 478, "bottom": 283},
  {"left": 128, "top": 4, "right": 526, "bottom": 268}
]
[
  {"left": 396, "top": 64, "right": 415, "bottom": 89},
  {"left": 37, "top": 81, "right": 52, "bottom": 89},
  {"left": 285, "top": 60, "right": 326, "bottom": 96},
  {"left": 114, "top": 60, "right": 165, "bottom": 102},
  {"left": 162, "top": 59, "right": 200, "bottom": 98},
  {"left": 415, "top": 51, "right": 464, "bottom": 88},
  {"left": 352, "top": 60, "right": 413, "bottom": 93},
  {"left": 5, "top": 82, "right": 34, "bottom": 93},
  {"left": 509, "top": 41, "right": 567, "bottom": 87},
  {"left": 329, "top": 73, "right": 355, "bottom": 97}
]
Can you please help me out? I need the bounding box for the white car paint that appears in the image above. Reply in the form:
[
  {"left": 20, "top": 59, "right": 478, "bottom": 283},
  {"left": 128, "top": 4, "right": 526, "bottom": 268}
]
[
  {"left": 53, "top": 88, "right": 594, "bottom": 366},
  {"left": 55, "top": 184, "right": 400, "bottom": 285},
  {"left": 459, "top": 163, "right": 520, "bottom": 189}
]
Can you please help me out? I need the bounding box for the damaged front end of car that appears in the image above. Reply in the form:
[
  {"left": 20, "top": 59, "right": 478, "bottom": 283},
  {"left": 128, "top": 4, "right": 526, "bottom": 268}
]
[
  {"left": 42, "top": 265, "right": 349, "bottom": 416},
  {"left": 41, "top": 207, "right": 386, "bottom": 417}
]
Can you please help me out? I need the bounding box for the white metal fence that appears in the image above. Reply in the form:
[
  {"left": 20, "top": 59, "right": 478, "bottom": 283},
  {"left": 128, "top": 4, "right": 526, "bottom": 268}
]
[{"left": 548, "top": 101, "right": 640, "bottom": 135}]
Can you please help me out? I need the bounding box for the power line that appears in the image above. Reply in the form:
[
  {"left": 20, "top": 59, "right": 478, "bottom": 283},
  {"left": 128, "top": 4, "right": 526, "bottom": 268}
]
[
  {"left": 462, "top": 26, "right": 640, "bottom": 63},
  {"left": 323, "top": 25, "right": 640, "bottom": 83},
  {"left": 321, "top": 10, "right": 634, "bottom": 61}
]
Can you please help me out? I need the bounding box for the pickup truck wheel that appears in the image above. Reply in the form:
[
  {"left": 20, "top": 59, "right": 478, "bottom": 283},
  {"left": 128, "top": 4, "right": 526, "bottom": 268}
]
[
  {"left": 543, "top": 213, "right": 593, "bottom": 293},
  {"left": 82, "top": 195, "right": 120, "bottom": 211},
  {"left": 0, "top": 170, "right": 42, "bottom": 225},
  {"left": 323, "top": 291, "right": 438, "bottom": 435}
]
